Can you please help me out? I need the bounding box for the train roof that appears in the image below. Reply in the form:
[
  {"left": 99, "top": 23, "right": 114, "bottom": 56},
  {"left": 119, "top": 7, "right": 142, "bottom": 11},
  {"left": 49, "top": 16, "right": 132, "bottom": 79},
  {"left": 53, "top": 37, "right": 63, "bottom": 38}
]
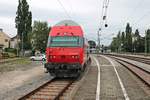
[
  {"left": 55, "top": 20, "right": 79, "bottom": 26},
  {"left": 49, "top": 20, "right": 83, "bottom": 37}
]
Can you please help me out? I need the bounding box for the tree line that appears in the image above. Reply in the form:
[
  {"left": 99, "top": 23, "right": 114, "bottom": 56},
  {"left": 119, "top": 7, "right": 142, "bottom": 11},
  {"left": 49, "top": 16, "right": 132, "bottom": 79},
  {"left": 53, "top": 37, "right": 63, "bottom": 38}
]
[
  {"left": 110, "top": 23, "right": 150, "bottom": 53},
  {"left": 15, "top": 0, "right": 50, "bottom": 55}
]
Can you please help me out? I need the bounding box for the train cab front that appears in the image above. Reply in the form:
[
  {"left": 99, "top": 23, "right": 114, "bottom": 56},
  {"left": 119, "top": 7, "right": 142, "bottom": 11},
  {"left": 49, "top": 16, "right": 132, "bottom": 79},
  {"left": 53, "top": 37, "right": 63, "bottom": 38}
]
[
  {"left": 44, "top": 48, "right": 84, "bottom": 78},
  {"left": 45, "top": 20, "right": 85, "bottom": 78}
]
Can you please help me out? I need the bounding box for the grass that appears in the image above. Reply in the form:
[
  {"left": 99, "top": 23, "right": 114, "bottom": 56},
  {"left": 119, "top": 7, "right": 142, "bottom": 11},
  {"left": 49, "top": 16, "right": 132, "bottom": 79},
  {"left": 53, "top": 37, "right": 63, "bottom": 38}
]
[
  {"left": 0, "top": 58, "right": 32, "bottom": 72},
  {"left": 10, "top": 58, "right": 31, "bottom": 64}
]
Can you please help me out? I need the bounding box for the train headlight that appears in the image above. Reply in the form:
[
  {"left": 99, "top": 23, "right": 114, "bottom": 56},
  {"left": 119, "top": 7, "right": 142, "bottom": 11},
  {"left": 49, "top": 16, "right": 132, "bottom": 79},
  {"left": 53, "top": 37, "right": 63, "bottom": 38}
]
[
  {"left": 53, "top": 56, "right": 56, "bottom": 58},
  {"left": 50, "top": 55, "right": 52, "bottom": 59},
  {"left": 75, "top": 55, "right": 79, "bottom": 59},
  {"left": 72, "top": 55, "right": 75, "bottom": 58},
  {"left": 72, "top": 55, "right": 79, "bottom": 59},
  {"left": 49, "top": 55, "right": 56, "bottom": 59}
]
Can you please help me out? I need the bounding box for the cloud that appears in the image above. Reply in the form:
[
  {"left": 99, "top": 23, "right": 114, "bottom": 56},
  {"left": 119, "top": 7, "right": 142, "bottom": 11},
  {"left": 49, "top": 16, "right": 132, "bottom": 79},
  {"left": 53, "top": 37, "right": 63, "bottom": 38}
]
[
  {"left": 1, "top": 0, "right": 150, "bottom": 45},
  {"left": 0, "top": 17, "right": 17, "bottom": 37}
]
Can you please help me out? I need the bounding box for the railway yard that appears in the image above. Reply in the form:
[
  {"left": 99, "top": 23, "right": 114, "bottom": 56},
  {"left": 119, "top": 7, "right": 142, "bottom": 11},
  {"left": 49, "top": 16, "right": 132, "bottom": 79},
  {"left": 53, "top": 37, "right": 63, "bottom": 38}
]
[
  {"left": 0, "top": 54, "right": 150, "bottom": 100},
  {"left": 1, "top": 0, "right": 150, "bottom": 100}
]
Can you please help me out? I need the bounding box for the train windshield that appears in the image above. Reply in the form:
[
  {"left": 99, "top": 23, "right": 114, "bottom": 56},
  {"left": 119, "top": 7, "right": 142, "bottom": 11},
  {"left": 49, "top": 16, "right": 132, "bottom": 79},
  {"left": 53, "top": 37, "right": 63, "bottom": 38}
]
[{"left": 47, "top": 36, "right": 83, "bottom": 47}]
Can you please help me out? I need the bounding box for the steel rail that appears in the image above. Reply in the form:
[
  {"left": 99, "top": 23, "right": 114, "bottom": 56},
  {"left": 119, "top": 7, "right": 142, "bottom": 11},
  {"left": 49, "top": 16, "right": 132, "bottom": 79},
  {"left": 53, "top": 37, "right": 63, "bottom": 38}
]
[
  {"left": 18, "top": 78, "right": 75, "bottom": 100},
  {"left": 18, "top": 78, "right": 56, "bottom": 100},
  {"left": 105, "top": 54, "right": 150, "bottom": 65},
  {"left": 111, "top": 56, "right": 150, "bottom": 86}
]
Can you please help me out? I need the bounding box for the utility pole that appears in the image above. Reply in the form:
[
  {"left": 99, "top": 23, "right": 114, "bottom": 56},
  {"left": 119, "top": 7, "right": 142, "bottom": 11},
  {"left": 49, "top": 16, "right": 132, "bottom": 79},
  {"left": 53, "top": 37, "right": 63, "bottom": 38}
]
[
  {"left": 145, "top": 31, "right": 147, "bottom": 56},
  {"left": 97, "top": 28, "right": 101, "bottom": 53},
  {"left": 97, "top": 0, "right": 110, "bottom": 54},
  {"left": 21, "top": 32, "right": 24, "bottom": 57},
  {"left": 145, "top": 32, "right": 147, "bottom": 55},
  {"left": 17, "top": 34, "right": 19, "bottom": 57}
]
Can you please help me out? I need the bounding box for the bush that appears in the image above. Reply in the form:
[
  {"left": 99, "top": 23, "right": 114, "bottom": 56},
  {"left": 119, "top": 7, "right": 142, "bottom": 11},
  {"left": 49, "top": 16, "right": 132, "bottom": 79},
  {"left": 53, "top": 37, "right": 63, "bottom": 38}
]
[
  {"left": 1, "top": 52, "right": 17, "bottom": 58},
  {"left": 4, "top": 48, "right": 17, "bottom": 54},
  {"left": 0, "top": 53, "right": 2, "bottom": 59},
  {"left": 7, "top": 52, "right": 16, "bottom": 58},
  {"left": 1, "top": 52, "right": 9, "bottom": 58}
]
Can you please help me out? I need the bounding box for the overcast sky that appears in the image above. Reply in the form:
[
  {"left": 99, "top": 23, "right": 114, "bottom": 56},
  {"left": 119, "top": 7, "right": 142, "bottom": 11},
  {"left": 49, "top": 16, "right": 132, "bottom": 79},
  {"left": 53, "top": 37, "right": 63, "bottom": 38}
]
[{"left": 0, "top": 0, "right": 150, "bottom": 45}]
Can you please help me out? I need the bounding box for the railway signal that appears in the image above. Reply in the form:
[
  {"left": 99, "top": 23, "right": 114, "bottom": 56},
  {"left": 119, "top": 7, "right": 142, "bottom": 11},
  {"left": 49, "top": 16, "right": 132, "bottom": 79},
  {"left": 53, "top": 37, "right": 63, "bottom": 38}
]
[{"left": 97, "top": 0, "right": 110, "bottom": 52}]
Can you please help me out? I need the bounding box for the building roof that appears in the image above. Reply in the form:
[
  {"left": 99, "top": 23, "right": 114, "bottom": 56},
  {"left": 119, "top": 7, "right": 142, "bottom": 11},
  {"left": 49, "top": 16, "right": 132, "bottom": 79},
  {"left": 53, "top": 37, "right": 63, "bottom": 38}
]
[
  {"left": 0, "top": 31, "right": 11, "bottom": 39},
  {"left": 11, "top": 35, "right": 18, "bottom": 39}
]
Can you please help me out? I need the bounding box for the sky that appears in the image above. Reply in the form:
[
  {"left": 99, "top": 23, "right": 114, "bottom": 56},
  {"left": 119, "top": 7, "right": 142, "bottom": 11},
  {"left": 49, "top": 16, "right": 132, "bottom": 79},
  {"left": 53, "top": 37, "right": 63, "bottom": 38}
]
[{"left": 0, "top": 0, "right": 150, "bottom": 46}]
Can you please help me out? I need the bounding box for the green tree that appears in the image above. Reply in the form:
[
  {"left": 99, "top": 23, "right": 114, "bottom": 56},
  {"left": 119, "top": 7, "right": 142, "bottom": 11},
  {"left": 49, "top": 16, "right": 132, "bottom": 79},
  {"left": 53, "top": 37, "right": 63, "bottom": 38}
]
[
  {"left": 110, "top": 23, "right": 147, "bottom": 53},
  {"left": 15, "top": 0, "right": 32, "bottom": 50},
  {"left": 133, "top": 29, "right": 141, "bottom": 52},
  {"left": 110, "top": 37, "right": 119, "bottom": 52},
  {"left": 125, "top": 23, "right": 132, "bottom": 52},
  {"left": 139, "top": 37, "right": 145, "bottom": 53},
  {"left": 121, "top": 32, "right": 125, "bottom": 52},
  {"left": 145, "top": 29, "right": 150, "bottom": 53},
  {"left": 117, "top": 31, "right": 121, "bottom": 52},
  {"left": 30, "top": 21, "right": 50, "bottom": 52}
]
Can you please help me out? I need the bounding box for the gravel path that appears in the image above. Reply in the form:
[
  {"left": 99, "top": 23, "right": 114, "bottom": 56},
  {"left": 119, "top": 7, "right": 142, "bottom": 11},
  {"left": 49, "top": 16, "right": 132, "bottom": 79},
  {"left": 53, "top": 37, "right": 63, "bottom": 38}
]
[
  {"left": 100, "top": 55, "right": 150, "bottom": 100},
  {"left": 73, "top": 56, "right": 98, "bottom": 100},
  {"left": 0, "top": 61, "right": 52, "bottom": 100},
  {"left": 113, "top": 58, "right": 150, "bottom": 99},
  {"left": 97, "top": 56, "right": 124, "bottom": 100}
]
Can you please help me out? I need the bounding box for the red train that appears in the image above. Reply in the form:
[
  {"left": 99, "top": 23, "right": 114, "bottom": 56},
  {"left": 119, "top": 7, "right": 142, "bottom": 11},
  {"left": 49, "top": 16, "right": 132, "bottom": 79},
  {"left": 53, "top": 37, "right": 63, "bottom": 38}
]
[{"left": 44, "top": 20, "right": 91, "bottom": 77}]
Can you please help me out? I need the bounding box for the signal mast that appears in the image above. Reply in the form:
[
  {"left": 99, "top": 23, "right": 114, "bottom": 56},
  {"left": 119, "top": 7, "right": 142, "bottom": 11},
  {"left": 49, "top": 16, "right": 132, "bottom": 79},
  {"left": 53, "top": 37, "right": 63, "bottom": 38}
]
[{"left": 98, "top": 0, "right": 110, "bottom": 52}]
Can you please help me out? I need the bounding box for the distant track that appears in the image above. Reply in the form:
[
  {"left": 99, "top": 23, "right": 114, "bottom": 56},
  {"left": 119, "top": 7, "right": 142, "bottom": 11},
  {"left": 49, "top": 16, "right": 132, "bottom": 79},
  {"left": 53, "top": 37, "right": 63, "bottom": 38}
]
[
  {"left": 18, "top": 78, "right": 75, "bottom": 100},
  {"left": 105, "top": 54, "right": 150, "bottom": 65},
  {"left": 110, "top": 56, "right": 150, "bottom": 86}
]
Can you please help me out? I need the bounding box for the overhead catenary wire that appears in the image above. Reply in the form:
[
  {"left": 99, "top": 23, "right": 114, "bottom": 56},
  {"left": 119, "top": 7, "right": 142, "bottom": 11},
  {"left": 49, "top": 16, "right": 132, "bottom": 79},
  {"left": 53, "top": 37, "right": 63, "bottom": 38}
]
[
  {"left": 114, "top": 0, "right": 144, "bottom": 34},
  {"left": 107, "top": 0, "right": 149, "bottom": 43},
  {"left": 133, "top": 11, "right": 150, "bottom": 28},
  {"left": 99, "top": 0, "right": 110, "bottom": 29},
  {"left": 57, "top": 0, "right": 72, "bottom": 19},
  {"left": 124, "top": 0, "right": 150, "bottom": 32},
  {"left": 127, "top": 0, "right": 144, "bottom": 22},
  {"left": 97, "top": 0, "right": 110, "bottom": 49},
  {"left": 67, "top": 0, "right": 77, "bottom": 19}
]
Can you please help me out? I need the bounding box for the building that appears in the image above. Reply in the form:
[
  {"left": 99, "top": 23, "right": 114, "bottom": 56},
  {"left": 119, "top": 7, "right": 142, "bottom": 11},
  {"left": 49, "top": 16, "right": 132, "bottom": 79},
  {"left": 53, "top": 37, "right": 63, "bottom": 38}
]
[
  {"left": 0, "top": 28, "right": 11, "bottom": 52},
  {"left": 10, "top": 35, "right": 18, "bottom": 49}
]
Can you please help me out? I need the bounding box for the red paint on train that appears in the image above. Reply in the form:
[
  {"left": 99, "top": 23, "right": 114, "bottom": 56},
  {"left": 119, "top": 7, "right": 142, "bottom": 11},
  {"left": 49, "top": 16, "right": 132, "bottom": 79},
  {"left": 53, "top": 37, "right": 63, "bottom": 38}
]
[{"left": 44, "top": 20, "right": 90, "bottom": 77}]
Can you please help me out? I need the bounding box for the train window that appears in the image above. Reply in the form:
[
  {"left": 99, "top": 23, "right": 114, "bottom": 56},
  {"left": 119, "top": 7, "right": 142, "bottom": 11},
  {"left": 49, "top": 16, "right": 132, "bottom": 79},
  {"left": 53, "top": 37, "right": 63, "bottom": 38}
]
[{"left": 47, "top": 36, "right": 83, "bottom": 47}]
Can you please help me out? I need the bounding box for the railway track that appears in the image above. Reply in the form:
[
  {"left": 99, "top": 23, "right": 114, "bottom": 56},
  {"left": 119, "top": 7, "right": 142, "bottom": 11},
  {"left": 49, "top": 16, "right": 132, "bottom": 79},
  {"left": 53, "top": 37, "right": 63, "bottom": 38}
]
[
  {"left": 18, "top": 78, "right": 76, "bottom": 100},
  {"left": 111, "top": 56, "right": 150, "bottom": 86},
  {"left": 18, "top": 60, "right": 91, "bottom": 100},
  {"left": 105, "top": 54, "right": 150, "bottom": 65}
]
